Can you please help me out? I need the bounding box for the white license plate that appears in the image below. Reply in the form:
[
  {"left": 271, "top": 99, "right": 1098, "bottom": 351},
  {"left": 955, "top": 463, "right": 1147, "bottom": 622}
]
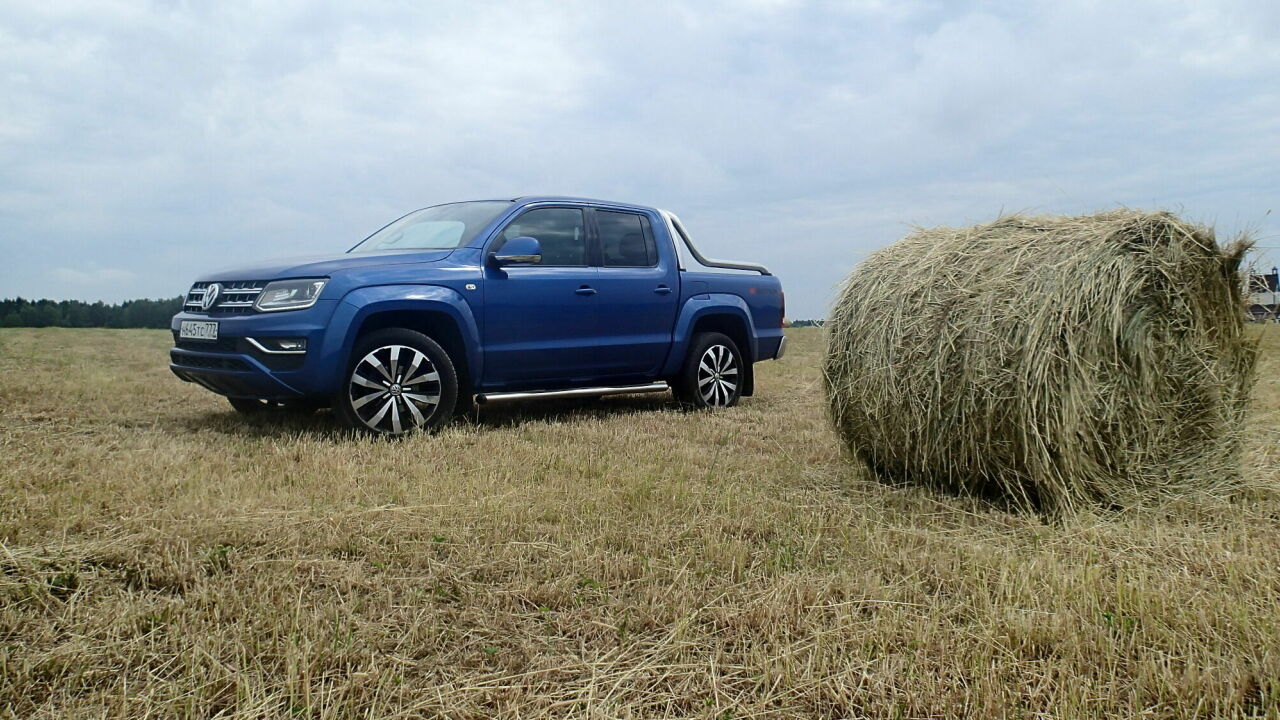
[{"left": 179, "top": 320, "right": 219, "bottom": 341}]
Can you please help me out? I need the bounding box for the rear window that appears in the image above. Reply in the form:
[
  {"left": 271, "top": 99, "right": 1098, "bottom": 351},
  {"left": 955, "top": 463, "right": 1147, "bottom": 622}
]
[{"left": 598, "top": 210, "right": 656, "bottom": 267}]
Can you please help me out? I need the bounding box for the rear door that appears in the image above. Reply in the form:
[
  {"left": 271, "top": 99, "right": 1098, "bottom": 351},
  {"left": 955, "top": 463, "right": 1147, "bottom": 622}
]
[
  {"left": 481, "top": 206, "right": 601, "bottom": 386},
  {"left": 587, "top": 208, "right": 680, "bottom": 377}
]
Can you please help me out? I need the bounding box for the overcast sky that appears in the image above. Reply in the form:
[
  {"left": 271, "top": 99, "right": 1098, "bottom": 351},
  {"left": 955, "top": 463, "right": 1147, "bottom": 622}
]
[{"left": 2, "top": 0, "right": 1277, "bottom": 318}]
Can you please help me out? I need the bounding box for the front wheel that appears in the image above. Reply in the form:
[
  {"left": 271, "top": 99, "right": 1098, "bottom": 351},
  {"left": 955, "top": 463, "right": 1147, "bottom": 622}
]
[
  {"left": 672, "top": 332, "right": 744, "bottom": 409},
  {"left": 334, "top": 328, "right": 458, "bottom": 436}
]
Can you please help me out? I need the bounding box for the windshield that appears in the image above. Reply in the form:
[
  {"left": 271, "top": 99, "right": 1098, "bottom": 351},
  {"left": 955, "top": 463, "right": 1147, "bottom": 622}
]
[{"left": 349, "top": 201, "right": 512, "bottom": 253}]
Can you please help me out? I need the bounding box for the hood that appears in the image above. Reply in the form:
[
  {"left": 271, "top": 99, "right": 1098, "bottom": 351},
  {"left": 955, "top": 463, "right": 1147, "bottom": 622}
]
[{"left": 194, "top": 249, "right": 455, "bottom": 282}]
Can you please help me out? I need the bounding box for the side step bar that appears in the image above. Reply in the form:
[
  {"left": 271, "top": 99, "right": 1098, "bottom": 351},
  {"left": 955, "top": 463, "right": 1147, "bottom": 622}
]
[{"left": 475, "top": 381, "right": 670, "bottom": 405}]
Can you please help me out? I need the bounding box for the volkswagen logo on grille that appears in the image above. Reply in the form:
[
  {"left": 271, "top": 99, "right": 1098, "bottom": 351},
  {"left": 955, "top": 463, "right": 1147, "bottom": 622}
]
[{"left": 201, "top": 283, "right": 221, "bottom": 311}]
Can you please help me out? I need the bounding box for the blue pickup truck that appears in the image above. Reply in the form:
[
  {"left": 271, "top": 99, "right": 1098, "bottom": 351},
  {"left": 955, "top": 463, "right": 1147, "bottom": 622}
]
[{"left": 170, "top": 196, "right": 786, "bottom": 435}]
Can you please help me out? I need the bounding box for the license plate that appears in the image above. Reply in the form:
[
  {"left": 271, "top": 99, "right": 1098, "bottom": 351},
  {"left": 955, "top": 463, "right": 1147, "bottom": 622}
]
[{"left": 179, "top": 320, "right": 219, "bottom": 341}]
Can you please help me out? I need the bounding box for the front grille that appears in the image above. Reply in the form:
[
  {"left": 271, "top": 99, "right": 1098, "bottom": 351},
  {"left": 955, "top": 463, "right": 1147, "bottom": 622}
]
[
  {"left": 172, "top": 333, "right": 238, "bottom": 352},
  {"left": 184, "top": 281, "right": 265, "bottom": 314},
  {"left": 170, "top": 336, "right": 306, "bottom": 372},
  {"left": 171, "top": 350, "right": 250, "bottom": 372}
]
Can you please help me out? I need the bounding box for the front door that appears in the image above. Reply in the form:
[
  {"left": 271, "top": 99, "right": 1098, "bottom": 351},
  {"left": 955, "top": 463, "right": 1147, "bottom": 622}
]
[{"left": 482, "top": 206, "right": 600, "bottom": 386}]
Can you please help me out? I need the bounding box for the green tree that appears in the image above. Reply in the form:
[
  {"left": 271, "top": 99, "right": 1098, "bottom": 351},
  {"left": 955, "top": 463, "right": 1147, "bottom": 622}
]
[{"left": 0, "top": 296, "right": 183, "bottom": 329}]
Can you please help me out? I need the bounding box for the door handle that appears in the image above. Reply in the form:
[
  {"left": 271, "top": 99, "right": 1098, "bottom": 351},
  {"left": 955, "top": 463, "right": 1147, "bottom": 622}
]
[
  {"left": 654, "top": 285, "right": 672, "bottom": 295},
  {"left": 575, "top": 286, "right": 598, "bottom": 296}
]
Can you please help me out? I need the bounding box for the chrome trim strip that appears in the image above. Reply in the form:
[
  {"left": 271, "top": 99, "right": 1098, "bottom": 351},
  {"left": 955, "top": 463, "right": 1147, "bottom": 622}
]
[
  {"left": 190, "top": 285, "right": 263, "bottom": 292},
  {"left": 245, "top": 337, "right": 307, "bottom": 355},
  {"left": 495, "top": 253, "right": 541, "bottom": 264},
  {"left": 184, "top": 283, "right": 264, "bottom": 311},
  {"left": 475, "top": 382, "right": 669, "bottom": 404},
  {"left": 775, "top": 335, "right": 787, "bottom": 360}
]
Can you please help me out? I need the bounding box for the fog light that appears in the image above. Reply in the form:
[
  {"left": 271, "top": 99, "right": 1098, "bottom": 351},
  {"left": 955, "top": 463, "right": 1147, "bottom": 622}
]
[{"left": 246, "top": 337, "right": 308, "bottom": 354}]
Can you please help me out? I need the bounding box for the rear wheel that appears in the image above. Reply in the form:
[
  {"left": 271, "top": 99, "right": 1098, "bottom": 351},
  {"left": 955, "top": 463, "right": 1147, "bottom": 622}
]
[
  {"left": 334, "top": 328, "right": 458, "bottom": 436},
  {"left": 672, "top": 332, "right": 743, "bottom": 409}
]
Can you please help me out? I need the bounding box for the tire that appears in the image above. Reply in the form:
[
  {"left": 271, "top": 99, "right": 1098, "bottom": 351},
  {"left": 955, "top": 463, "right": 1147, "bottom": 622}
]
[
  {"left": 228, "top": 397, "right": 325, "bottom": 414},
  {"left": 672, "top": 332, "right": 744, "bottom": 409},
  {"left": 334, "top": 328, "right": 458, "bottom": 436}
]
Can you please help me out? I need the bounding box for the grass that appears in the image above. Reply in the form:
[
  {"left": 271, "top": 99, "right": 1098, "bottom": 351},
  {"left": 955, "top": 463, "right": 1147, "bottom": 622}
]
[{"left": 1, "top": 326, "right": 1279, "bottom": 718}]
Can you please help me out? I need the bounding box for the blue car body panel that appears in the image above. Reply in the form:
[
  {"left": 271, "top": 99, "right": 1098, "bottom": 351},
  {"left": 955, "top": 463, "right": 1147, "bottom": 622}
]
[
  {"left": 328, "top": 284, "right": 483, "bottom": 393},
  {"left": 196, "top": 250, "right": 457, "bottom": 283},
  {"left": 170, "top": 196, "right": 784, "bottom": 403}
]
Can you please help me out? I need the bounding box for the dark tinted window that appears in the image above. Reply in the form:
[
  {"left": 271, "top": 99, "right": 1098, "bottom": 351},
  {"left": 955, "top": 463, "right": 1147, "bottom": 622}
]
[
  {"left": 598, "top": 210, "right": 656, "bottom": 267},
  {"left": 499, "top": 207, "right": 587, "bottom": 266}
]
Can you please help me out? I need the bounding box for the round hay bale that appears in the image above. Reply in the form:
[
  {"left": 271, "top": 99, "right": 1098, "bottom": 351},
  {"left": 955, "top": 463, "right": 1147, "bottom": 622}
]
[{"left": 822, "top": 210, "right": 1256, "bottom": 512}]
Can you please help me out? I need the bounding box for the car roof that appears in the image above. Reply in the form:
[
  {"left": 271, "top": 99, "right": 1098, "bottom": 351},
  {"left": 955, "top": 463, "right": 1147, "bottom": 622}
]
[{"left": 509, "top": 195, "right": 660, "bottom": 213}]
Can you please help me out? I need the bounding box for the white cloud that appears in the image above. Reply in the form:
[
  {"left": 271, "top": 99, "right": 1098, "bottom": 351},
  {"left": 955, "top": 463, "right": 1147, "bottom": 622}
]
[{"left": 0, "top": 0, "right": 1276, "bottom": 316}]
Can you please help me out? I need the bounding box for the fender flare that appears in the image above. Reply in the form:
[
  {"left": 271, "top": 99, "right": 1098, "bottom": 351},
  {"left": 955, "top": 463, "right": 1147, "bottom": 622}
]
[
  {"left": 316, "top": 284, "right": 481, "bottom": 394},
  {"left": 660, "top": 293, "right": 760, "bottom": 378}
]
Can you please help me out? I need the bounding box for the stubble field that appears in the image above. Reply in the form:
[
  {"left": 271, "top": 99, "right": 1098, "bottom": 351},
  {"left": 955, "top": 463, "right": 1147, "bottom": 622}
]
[{"left": 1, "top": 326, "right": 1278, "bottom": 718}]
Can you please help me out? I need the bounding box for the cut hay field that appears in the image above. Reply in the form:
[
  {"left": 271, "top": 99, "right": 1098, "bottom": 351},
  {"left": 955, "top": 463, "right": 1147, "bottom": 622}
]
[{"left": 1, "top": 326, "right": 1278, "bottom": 719}]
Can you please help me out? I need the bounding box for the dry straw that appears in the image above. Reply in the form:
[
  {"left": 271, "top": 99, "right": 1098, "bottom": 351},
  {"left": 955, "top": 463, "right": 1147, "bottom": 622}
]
[{"left": 823, "top": 210, "right": 1257, "bottom": 513}]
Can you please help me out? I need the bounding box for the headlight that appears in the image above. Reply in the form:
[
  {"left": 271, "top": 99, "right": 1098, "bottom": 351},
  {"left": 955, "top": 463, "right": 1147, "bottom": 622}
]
[{"left": 254, "top": 278, "right": 327, "bottom": 312}]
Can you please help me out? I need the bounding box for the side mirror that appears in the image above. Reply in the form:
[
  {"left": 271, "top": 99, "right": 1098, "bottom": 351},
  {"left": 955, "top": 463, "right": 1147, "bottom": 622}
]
[{"left": 489, "top": 236, "right": 542, "bottom": 266}]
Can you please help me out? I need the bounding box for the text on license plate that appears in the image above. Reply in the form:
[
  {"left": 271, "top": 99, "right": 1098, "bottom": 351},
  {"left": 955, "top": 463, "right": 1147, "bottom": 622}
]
[{"left": 179, "top": 321, "right": 219, "bottom": 341}]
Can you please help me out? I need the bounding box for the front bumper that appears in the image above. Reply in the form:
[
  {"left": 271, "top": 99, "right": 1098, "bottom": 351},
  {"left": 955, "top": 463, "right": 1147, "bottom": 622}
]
[{"left": 169, "top": 301, "right": 339, "bottom": 400}]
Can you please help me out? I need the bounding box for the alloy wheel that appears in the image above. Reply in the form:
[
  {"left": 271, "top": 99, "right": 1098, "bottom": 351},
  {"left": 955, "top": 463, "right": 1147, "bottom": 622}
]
[
  {"left": 347, "top": 344, "right": 442, "bottom": 434},
  {"left": 696, "top": 344, "right": 738, "bottom": 407}
]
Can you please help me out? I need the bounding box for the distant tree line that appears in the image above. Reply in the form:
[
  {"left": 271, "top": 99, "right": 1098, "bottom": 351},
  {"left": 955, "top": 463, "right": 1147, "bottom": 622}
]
[
  {"left": 0, "top": 296, "right": 829, "bottom": 331},
  {"left": 0, "top": 297, "right": 183, "bottom": 329}
]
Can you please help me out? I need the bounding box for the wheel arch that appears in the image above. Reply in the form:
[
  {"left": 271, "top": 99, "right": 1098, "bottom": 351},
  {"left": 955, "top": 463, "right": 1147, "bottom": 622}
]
[
  {"left": 321, "top": 285, "right": 481, "bottom": 396},
  {"left": 663, "top": 297, "right": 758, "bottom": 396},
  {"left": 354, "top": 310, "right": 472, "bottom": 396}
]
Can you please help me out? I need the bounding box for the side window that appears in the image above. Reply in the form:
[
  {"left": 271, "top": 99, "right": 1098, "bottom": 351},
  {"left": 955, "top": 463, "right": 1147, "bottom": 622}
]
[
  {"left": 498, "top": 207, "right": 586, "bottom": 266},
  {"left": 598, "top": 210, "right": 657, "bottom": 268}
]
